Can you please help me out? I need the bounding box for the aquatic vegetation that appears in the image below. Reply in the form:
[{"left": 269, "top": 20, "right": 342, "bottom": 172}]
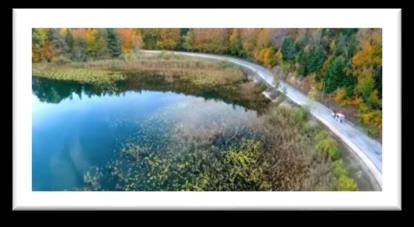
[
  {"left": 81, "top": 101, "right": 357, "bottom": 191},
  {"left": 83, "top": 138, "right": 270, "bottom": 191}
]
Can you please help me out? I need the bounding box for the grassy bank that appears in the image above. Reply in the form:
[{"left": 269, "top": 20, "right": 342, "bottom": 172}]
[{"left": 33, "top": 52, "right": 245, "bottom": 87}]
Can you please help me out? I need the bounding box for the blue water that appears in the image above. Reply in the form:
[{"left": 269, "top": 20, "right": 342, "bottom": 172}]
[{"left": 32, "top": 79, "right": 259, "bottom": 191}]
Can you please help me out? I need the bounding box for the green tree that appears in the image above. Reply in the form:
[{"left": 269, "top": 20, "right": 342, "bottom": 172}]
[
  {"left": 106, "top": 28, "right": 122, "bottom": 57},
  {"left": 177, "top": 28, "right": 190, "bottom": 51},
  {"left": 48, "top": 28, "right": 68, "bottom": 57},
  {"left": 281, "top": 36, "right": 296, "bottom": 61},
  {"left": 32, "top": 28, "right": 48, "bottom": 62},
  {"left": 72, "top": 37, "right": 87, "bottom": 61},
  {"left": 323, "top": 56, "right": 346, "bottom": 93},
  {"left": 229, "top": 29, "right": 245, "bottom": 57},
  {"left": 65, "top": 29, "right": 74, "bottom": 54},
  {"left": 86, "top": 29, "right": 108, "bottom": 59},
  {"left": 307, "top": 45, "right": 326, "bottom": 74},
  {"left": 142, "top": 29, "right": 160, "bottom": 49}
]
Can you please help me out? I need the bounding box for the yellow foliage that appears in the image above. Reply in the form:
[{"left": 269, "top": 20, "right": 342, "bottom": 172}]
[
  {"left": 334, "top": 87, "right": 347, "bottom": 106},
  {"left": 158, "top": 29, "right": 180, "bottom": 50},
  {"left": 255, "top": 29, "right": 272, "bottom": 49},
  {"left": 255, "top": 47, "right": 279, "bottom": 68},
  {"left": 85, "top": 28, "right": 98, "bottom": 47},
  {"left": 58, "top": 28, "right": 68, "bottom": 37},
  {"left": 118, "top": 28, "right": 142, "bottom": 54},
  {"left": 320, "top": 55, "right": 333, "bottom": 77},
  {"left": 344, "top": 97, "right": 362, "bottom": 106},
  {"left": 360, "top": 110, "right": 382, "bottom": 129},
  {"left": 352, "top": 44, "right": 382, "bottom": 70},
  {"left": 188, "top": 29, "right": 230, "bottom": 53},
  {"left": 368, "top": 90, "right": 381, "bottom": 107},
  {"left": 72, "top": 28, "right": 87, "bottom": 40}
]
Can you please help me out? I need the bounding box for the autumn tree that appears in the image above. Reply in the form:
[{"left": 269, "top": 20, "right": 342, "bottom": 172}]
[
  {"left": 157, "top": 29, "right": 181, "bottom": 50},
  {"left": 118, "top": 28, "right": 134, "bottom": 54},
  {"left": 239, "top": 29, "right": 259, "bottom": 58},
  {"left": 118, "top": 28, "right": 142, "bottom": 54},
  {"left": 255, "top": 47, "right": 279, "bottom": 68},
  {"left": 32, "top": 28, "right": 50, "bottom": 62},
  {"left": 187, "top": 28, "right": 230, "bottom": 54},
  {"left": 353, "top": 28, "right": 382, "bottom": 108},
  {"left": 82, "top": 29, "right": 108, "bottom": 59}
]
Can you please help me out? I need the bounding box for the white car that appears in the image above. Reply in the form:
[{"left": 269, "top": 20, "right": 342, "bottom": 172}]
[{"left": 335, "top": 112, "right": 345, "bottom": 123}]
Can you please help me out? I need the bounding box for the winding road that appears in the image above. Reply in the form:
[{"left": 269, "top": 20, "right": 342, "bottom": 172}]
[{"left": 143, "top": 50, "right": 383, "bottom": 188}]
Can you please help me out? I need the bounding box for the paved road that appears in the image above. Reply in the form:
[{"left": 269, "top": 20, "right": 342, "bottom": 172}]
[{"left": 143, "top": 50, "right": 383, "bottom": 188}]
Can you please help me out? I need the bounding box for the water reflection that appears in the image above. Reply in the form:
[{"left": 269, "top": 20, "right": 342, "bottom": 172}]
[{"left": 32, "top": 75, "right": 269, "bottom": 113}]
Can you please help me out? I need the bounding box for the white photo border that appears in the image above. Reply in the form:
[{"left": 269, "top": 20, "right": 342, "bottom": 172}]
[{"left": 13, "top": 8, "right": 401, "bottom": 210}]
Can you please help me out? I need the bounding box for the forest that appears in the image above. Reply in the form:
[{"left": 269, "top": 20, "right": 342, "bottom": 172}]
[{"left": 32, "top": 28, "right": 382, "bottom": 138}]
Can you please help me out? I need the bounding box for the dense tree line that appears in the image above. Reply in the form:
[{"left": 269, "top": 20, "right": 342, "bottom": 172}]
[{"left": 33, "top": 28, "right": 382, "bottom": 136}]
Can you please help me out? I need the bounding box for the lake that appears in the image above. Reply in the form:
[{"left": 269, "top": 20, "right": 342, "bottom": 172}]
[{"left": 32, "top": 77, "right": 261, "bottom": 191}]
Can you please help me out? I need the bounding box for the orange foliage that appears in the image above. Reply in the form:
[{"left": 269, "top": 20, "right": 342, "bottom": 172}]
[
  {"left": 255, "top": 47, "right": 278, "bottom": 68},
  {"left": 239, "top": 29, "right": 259, "bottom": 56},
  {"left": 117, "top": 28, "right": 143, "bottom": 54},
  {"left": 118, "top": 28, "right": 134, "bottom": 54},
  {"left": 255, "top": 29, "right": 272, "bottom": 49},
  {"left": 188, "top": 28, "right": 230, "bottom": 53},
  {"left": 158, "top": 29, "right": 180, "bottom": 49},
  {"left": 72, "top": 28, "right": 87, "bottom": 40},
  {"left": 334, "top": 87, "right": 347, "bottom": 106}
]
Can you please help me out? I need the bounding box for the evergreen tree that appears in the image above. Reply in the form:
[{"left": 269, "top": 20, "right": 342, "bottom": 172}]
[
  {"left": 281, "top": 36, "right": 296, "bottom": 61},
  {"left": 106, "top": 28, "right": 122, "bottom": 57},
  {"left": 65, "top": 29, "right": 74, "bottom": 53},
  {"left": 48, "top": 28, "right": 68, "bottom": 56},
  {"left": 229, "top": 29, "right": 244, "bottom": 57},
  {"left": 307, "top": 45, "right": 326, "bottom": 74},
  {"left": 142, "top": 29, "right": 160, "bottom": 49},
  {"left": 72, "top": 37, "right": 87, "bottom": 61},
  {"left": 323, "top": 56, "right": 346, "bottom": 93}
]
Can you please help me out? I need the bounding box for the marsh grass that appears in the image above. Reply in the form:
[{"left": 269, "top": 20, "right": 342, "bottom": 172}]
[
  {"left": 253, "top": 103, "right": 357, "bottom": 191},
  {"left": 33, "top": 53, "right": 246, "bottom": 88},
  {"left": 32, "top": 65, "right": 125, "bottom": 85}
]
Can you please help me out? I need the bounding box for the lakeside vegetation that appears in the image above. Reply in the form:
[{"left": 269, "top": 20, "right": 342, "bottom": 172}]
[
  {"left": 33, "top": 53, "right": 270, "bottom": 112},
  {"left": 34, "top": 52, "right": 244, "bottom": 86}
]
